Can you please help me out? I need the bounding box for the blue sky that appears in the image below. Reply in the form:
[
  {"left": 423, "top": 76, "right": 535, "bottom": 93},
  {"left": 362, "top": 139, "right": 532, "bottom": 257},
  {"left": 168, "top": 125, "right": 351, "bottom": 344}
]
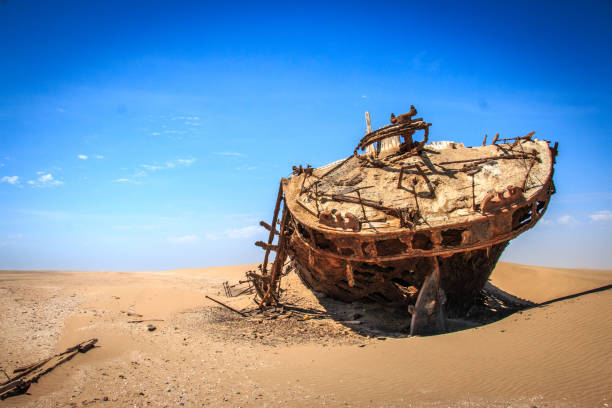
[{"left": 1, "top": 1, "right": 611, "bottom": 270}]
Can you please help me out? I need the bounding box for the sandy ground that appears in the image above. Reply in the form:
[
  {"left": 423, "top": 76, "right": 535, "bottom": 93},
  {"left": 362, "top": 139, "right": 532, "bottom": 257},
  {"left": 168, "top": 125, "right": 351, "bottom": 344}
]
[{"left": 0, "top": 262, "right": 611, "bottom": 407}]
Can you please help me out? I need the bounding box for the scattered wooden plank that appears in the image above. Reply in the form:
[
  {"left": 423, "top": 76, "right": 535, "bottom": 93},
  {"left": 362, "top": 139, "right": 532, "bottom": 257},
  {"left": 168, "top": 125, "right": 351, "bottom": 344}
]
[
  {"left": 1, "top": 338, "right": 98, "bottom": 400},
  {"left": 205, "top": 295, "right": 247, "bottom": 318},
  {"left": 127, "top": 319, "right": 165, "bottom": 323}
]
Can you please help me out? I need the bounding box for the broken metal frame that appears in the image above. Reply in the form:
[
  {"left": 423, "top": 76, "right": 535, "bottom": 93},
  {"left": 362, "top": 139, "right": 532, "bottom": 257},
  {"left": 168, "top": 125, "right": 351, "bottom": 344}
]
[
  {"left": 1, "top": 339, "right": 98, "bottom": 400},
  {"left": 354, "top": 119, "right": 432, "bottom": 157},
  {"left": 249, "top": 180, "right": 292, "bottom": 308},
  {"left": 396, "top": 163, "right": 431, "bottom": 190}
]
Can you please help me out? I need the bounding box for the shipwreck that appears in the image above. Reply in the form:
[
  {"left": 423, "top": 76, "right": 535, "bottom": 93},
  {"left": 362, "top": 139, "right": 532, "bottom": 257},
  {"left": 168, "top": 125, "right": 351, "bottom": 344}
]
[{"left": 249, "top": 105, "right": 558, "bottom": 335}]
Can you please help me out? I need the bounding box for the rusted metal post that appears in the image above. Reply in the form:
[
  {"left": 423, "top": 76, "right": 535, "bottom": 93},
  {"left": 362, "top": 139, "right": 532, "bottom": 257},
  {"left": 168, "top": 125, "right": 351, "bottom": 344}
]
[
  {"left": 491, "top": 133, "right": 499, "bottom": 145},
  {"left": 314, "top": 181, "right": 321, "bottom": 216},
  {"left": 521, "top": 157, "right": 537, "bottom": 191},
  {"left": 471, "top": 173, "right": 476, "bottom": 211},
  {"left": 356, "top": 190, "right": 368, "bottom": 221},
  {"left": 299, "top": 174, "right": 308, "bottom": 195},
  {"left": 262, "top": 180, "right": 284, "bottom": 275},
  {"left": 296, "top": 200, "right": 317, "bottom": 217},
  {"left": 262, "top": 203, "right": 290, "bottom": 306},
  {"left": 205, "top": 295, "right": 247, "bottom": 317},
  {"left": 397, "top": 164, "right": 430, "bottom": 190},
  {"left": 259, "top": 220, "right": 279, "bottom": 235}
]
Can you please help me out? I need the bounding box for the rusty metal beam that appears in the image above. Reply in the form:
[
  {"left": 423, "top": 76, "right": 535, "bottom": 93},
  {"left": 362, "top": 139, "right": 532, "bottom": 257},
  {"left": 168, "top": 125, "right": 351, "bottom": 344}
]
[{"left": 261, "top": 180, "right": 284, "bottom": 274}]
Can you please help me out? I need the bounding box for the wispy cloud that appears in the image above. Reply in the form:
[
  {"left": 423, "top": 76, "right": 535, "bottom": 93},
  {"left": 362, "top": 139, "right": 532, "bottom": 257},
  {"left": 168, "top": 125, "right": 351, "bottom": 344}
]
[
  {"left": 1, "top": 175, "right": 19, "bottom": 185},
  {"left": 140, "top": 158, "right": 196, "bottom": 172},
  {"left": 176, "top": 158, "right": 196, "bottom": 166},
  {"left": 141, "top": 164, "right": 165, "bottom": 171},
  {"left": 0, "top": 233, "right": 24, "bottom": 247},
  {"left": 236, "top": 166, "right": 257, "bottom": 171},
  {"left": 167, "top": 234, "right": 199, "bottom": 244},
  {"left": 20, "top": 209, "right": 72, "bottom": 220},
  {"left": 225, "top": 225, "right": 261, "bottom": 239},
  {"left": 171, "top": 116, "right": 200, "bottom": 121},
  {"left": 205, "top": 225, "right": 262, "bottom": 240},
  {"left": 114, "top": 178, "right": 140, "bottom": 184},
  {"left": 95, "top": 155, "right": 104, "bottom": 159},
  {"left": 113, "top": 224, "right": 160, "bottom": 231},
  {"left": 151, "top": 132, "right": 161, "bottom": 136},
  {"left": 56, "top": 107, "right": 65, "bottom": 113},
  {"left": 215, "top": 152, "right": 246, "bottom": 158},
  {"left": 589, "top": 210, "right": 612, "bottom": 222},
  {"left": 77, "top": 154, "right": 88, "bottom": 160},
  {"left": 28, "top": 173, "right": 63, "bottom": 187},
  {"left": 557, "top": 214, "right": 582, "bottom": 226}
]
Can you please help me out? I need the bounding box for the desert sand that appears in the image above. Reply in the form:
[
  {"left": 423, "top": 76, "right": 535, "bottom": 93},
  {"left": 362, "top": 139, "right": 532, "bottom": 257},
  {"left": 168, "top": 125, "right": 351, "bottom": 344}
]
[{"left": 0, "top": 262, "right": 611, "bottom": 407}]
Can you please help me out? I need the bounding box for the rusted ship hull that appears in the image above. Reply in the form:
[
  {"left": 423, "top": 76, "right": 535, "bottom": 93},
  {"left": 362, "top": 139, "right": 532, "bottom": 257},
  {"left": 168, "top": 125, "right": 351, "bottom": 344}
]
[
  {"left": 283, "top": 169, "right": 555, "bottom": 312},
  {"left": 248, "top": 106, "right": 558, "bottom": 335},
  {"left": 289, "top": 233, "right": 507, "bottom": 311}
]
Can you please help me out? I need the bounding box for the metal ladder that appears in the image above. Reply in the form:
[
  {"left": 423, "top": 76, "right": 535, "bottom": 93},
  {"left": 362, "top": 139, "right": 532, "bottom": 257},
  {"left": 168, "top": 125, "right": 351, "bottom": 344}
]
[{"left": 252, "top": 179, "right": 290, "bottom": 307}]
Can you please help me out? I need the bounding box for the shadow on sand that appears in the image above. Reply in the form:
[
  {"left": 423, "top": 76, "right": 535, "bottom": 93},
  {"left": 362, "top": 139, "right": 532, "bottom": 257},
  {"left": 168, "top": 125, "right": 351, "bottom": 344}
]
[{"left": 280, "top": 283, "right": 612, "bottom": 339}]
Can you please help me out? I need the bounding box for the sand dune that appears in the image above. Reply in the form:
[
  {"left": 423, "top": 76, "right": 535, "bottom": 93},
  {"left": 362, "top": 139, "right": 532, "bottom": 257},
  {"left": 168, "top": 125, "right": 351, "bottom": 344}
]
[
  {"left": 491, "top": 262, "right": 612, "bottom": 303},
  {"left": 0, "top": 262, "right": 610, "bottom": 407}
]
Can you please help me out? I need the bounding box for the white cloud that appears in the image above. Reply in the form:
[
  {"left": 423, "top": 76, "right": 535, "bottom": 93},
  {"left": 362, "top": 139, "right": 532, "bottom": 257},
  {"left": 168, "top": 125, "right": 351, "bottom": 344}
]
[
  {"left": 205, "top": 225, "right": 262, "bottom": 240},
  {"left": 215, "top": 152, "right": 246, "bottom": 157},
  {"left": 176, "top": 158, "right": 196, "bottom": 166},
  {"left": 95, "top": 155, "right": 104, "bottom": 159},
  {"left": 56, "top": 107, "right": 65, "bottom": 113},
  {"left": 557, "top": 214, "right": 582, "bottom": 226},
  {"left": 167, "top": 235, "right": 198, "bottom": 244},
  {"left": 113, "top": 225, "right": 160, "bottom": 231},
  {"left": 171, "top": 115, "right": 199, "bottom": 121},
  {"left": 589, "top": 210, "right": 612, "bottom": 222},
  {"left": 140, "top": 158, "right": 196, "bottom": 172},
  {"left": 0, "top": 233, "right": 24, "bottom": 247},
  {"left": 151, "top": 132, "right": 161, "bottom": 136},
  {"left": 117, "top": 158, "right": 195, "bottom": 183},
  {"left": 77, "top": 154, "right": 88, "bottom": 160},
  {"left": 236, "top": 166, "right": 257, "bottom": 171},
  {"left": 1, "top": 176, "right": 19, "bottom": 185},
  {"left": 361, "top": 95, "right": 367, "bottom": 99},
  {"left": 225, "top": 225, "right": 261, "bottom": 239},
  {"left": 141, "top": 164, "right": 165, "bottom": 171},
  {"left": 114, "top": 178, "right": 140, "bottom": 184},
  {"left": 29, "top": 173, "right": 63, "bottom": 187}
]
